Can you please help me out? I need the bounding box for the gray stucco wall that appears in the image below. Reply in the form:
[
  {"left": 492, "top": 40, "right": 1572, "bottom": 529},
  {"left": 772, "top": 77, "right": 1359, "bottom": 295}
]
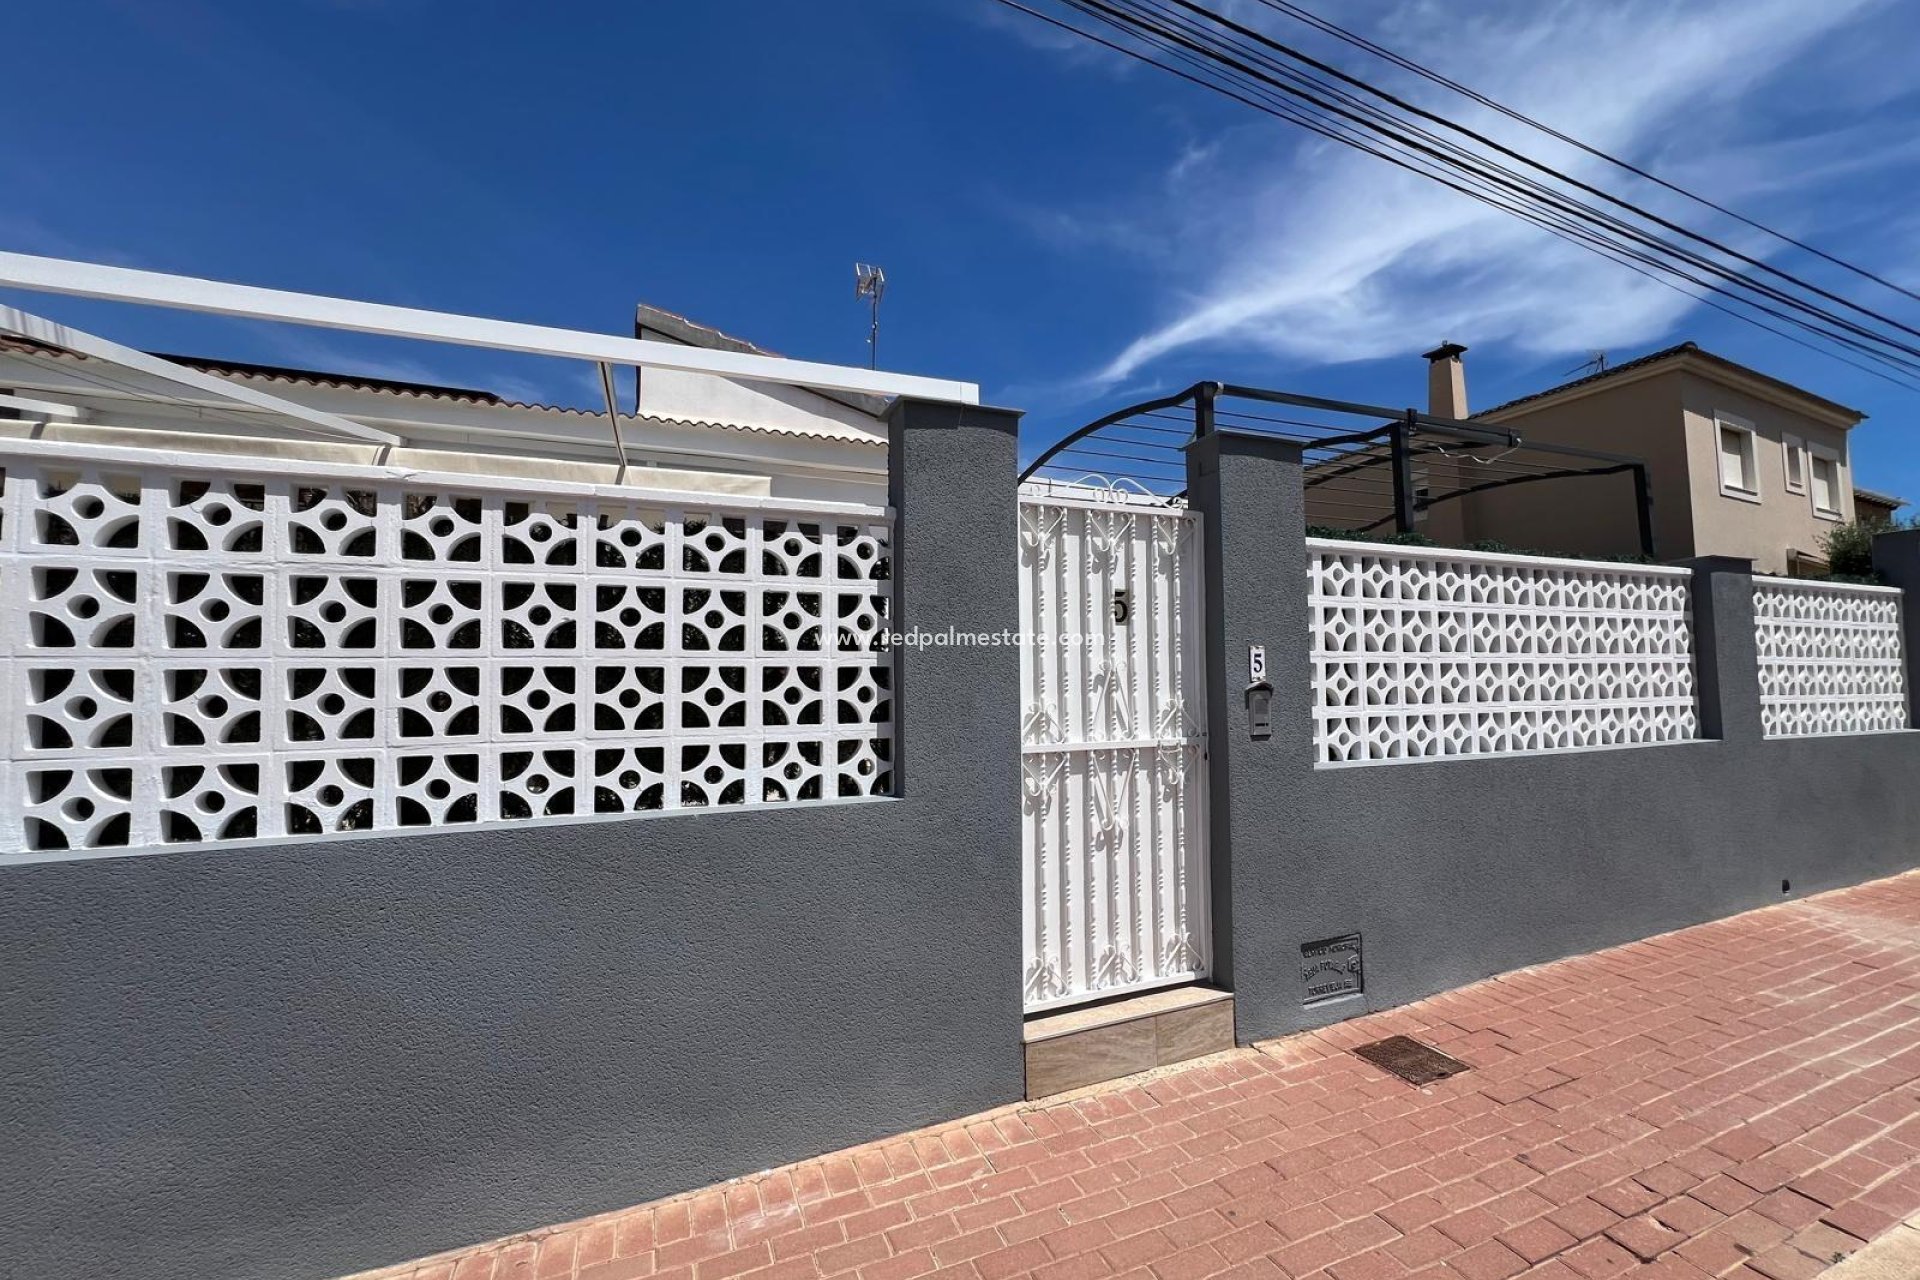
[
  {"left": 0, "top": 397, "right": 1028, "bottom": 1280},
  {"left": 11, "top": 412, "right": 1919, "bottom": 1280},
  {"left": 1193, "top": 429, "right": 1920, "bottom": 1044},
  {"left": 1244, "top": 732, "right": 1920, "bottom": 1041}
]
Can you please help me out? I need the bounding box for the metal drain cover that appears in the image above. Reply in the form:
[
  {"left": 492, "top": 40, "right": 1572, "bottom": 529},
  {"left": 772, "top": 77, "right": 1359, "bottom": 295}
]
[{"left": 1353, "top": 1035, "right": 1469, "bottom": 1086}]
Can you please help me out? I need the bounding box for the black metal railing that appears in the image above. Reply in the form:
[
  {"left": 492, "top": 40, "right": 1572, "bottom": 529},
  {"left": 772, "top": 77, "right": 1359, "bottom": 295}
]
[{"left": 1019, "top": 381, "right": 1657, "bottom": 558}]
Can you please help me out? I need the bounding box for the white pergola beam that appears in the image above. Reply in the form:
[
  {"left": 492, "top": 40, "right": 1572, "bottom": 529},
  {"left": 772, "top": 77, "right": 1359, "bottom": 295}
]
[
  {"left": 0, "top": 305, "right": 402, "bottom": 446},
  {"left": 0, "top": 251, "right": 982, "bottom": 405},
  {"left": 0, "top": 390, "right": 82, "bottom": 420}
]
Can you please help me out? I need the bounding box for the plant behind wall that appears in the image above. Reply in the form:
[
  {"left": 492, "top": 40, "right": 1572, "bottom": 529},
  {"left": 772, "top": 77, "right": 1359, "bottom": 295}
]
[{"left": 1821, "top": 516, "right": 1913, "bottom": 582}]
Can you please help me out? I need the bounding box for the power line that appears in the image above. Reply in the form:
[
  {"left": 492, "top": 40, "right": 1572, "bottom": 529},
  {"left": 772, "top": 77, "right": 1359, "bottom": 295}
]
[
  {"left": 1062, "top": 0, "right": 1920, "bottom": 370},
  {"left": 1150, "top": 0, "right": 1920, "bottom": 346},
  {"left": 1249, "top": 0, "right": 1920, "bottom": 307},
  {"left": 995, "top": 0, "right": 1920, "bottom": 389}
]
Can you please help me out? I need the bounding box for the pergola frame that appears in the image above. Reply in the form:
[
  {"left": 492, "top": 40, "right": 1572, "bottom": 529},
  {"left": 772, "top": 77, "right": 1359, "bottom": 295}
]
[{"left": 0, "top": 251, "right": 980, "bottom": 449}]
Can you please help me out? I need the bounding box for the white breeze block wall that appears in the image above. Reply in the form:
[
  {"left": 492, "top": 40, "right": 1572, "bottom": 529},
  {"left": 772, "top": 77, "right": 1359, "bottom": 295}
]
[
  {"left": 1308, "top": 539, "right": 1699, "bottom": 765},
  {"left": 1753, "top": 577, "right": 1909, "bottom": 739},
  {"left": 0, "top": 441, "right": 893, "bottom": 855}
]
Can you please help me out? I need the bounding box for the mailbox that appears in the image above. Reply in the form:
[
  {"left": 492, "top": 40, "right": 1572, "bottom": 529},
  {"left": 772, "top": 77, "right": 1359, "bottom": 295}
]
[{"left": 1246, "top": 677, "right": 1273, "bottom": 740}]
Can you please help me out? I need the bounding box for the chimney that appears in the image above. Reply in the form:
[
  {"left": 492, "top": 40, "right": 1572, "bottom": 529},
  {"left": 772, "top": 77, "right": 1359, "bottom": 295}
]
[{"left": 1423, "top": 341, "right": 1469, "bottom": 419}]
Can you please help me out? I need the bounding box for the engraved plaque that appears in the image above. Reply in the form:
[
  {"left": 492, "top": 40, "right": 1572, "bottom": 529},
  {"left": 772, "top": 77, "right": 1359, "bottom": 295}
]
[{"left": 1301, "top": 933, "right": 1363, "bottom": 1005}]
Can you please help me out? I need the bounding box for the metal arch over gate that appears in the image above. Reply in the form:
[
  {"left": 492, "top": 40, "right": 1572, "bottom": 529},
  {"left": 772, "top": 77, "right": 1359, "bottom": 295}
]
[{"left": 1018, "top": 486, "right": 1210, "bottom": 1012}]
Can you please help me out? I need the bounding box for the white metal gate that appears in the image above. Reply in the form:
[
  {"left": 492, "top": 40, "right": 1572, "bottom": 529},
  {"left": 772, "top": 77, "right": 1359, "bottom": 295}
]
[{"left": 1018, "top": 487, "right": 1209, "bottom": 1012}]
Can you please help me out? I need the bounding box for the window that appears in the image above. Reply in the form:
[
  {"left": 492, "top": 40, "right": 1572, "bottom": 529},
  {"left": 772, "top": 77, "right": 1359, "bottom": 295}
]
[
  {"left": 1783, "top": 434, "right": 1807, "bottom": 494},
  {"left": 1809, "top": 448, "right": 1842, "bottom": 520},
  {"left": 1717, "top": 415, "right": 1759, "bottom": 501}
]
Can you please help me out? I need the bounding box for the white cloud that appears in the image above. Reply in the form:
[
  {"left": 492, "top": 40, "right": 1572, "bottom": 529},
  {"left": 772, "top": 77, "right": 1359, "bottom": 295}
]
[
  {"left": 0, "top": 214, "right": 145, "bottom": 269},
  {"left": 1022, "top": 0, "right": 1909, "bottom": 385}
]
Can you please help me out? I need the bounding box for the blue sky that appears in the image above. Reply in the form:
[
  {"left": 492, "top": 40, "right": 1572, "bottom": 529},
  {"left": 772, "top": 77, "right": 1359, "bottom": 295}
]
[{"left": 7, "top": 0, "right": 1920, "bottom": 496}]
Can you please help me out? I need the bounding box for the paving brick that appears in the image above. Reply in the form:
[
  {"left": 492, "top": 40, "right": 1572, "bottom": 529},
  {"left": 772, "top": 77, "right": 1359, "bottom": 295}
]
[
  {"left": 970, "top": 1238, "right": 1050, "bottom": 1280},
  {"left": 814, "top": 1233, "right": 889, "bottom": 1278},
  {"left": 1647, "top": 1196, "right": 1721, "bottom": 1238},
  {"left": 1561, "top": 1237, "right": 1638, "bottom": 1279},
  {"left": 842, "top": 1203, "right": 912, "bottom": 1243},
  {"left": 1326, "top": 1247, "right": 1414, "bottom": 1280},
  {"left": 1742, "top": 1244, "right": 1827, "bottom": 1280},
  {"left": 1718, "top": 1210, "right": 1792, "bottom": 1256},
  {"left": 775, "top": 1222, "right": 850, "bottom": 1260},
  {"left": 1448, "top": 1240, "right": 1526, "bottom": 1280},
  {"left": 1707, "top": 1131, "right": 1773, "bottom": 1163},
  {"left": 930, "top": 1227, "right": 1004, "bottom": 1268},
  {"left": 1784, "top": 1169, "right": 1854, "bottom": 1209},
  {"left": 1496, "top": 1218, "right": 1576, "bottom": 1264},
  {"left": 1632, "top": 1164, "right": 1698, "bottom": 1199},
  {"left": 1728, "top": 1159, "right": 1797, "bottom": 1195},
  {"left": 1101, "top": 1229, "right": 1178, "bottom": 1271},
  {"left": 1384, "top": 1227, "right": 1457, "bottom": 1270},
  {"left": 1029, "top": 1254, "right": 1107, "bottom": 1280},
  {"left": 1433, "top": 1208, "right": 1503, "bottom": 1249},
  {"left": 1786, "top": 1221, "right": 1862, "bottom": 1268},
  {"left": 1545, "top": 1199, "right": 1619, "bottom": 1242},
  {"left": 1749, "top": 1190, "right": 1824, "bottom": 1231},
  {"left": 354, "top": 873, "right": 1920, "bottom": 1280},
  {"left": 696, "top": 1243, "right": 773, "bottom": 1280},
  {"left": 1212, "top": 1222, "right": 1285, "bottom": 1266},
  {"left": 1603, "top": 1214, "right": 1686, "bottom": 1262},
  {"left": 1689, "top": 1174, "right": 1762, "bottom": 1216},
  {"left": 1673, "top": 1227, "right": 1752, "bottom": 1277},
  {"left": 578, "top": 1260, "right": 661, "bottom": 1280},
  {"left": 737, "top": 1259, "right": 819, "bottom": 1280},
  {"left": 1374, "top": 1196, "right": 1445, "bottom": 1236},
  {"left": 1819, "top": 1199, "right": 1899, "bottom": 1242},
  {"left": 1589, "top": 1180, "right": 1662, "bottom": 1219},
  {"left": 1272, "top": 1230, "right": 1348, "bottom": 1278}
]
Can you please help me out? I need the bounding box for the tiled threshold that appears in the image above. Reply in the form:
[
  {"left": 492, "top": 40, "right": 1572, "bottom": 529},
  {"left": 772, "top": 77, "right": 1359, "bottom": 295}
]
[{"left": 1022, "top": 983, "right": 1235, "bottom": 1098}]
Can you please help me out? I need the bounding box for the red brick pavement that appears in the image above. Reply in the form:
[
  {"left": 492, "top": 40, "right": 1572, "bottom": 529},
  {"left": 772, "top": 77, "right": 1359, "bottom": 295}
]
[{"left": 353, "top": 872, "right": 1920, "bottom": 1280}]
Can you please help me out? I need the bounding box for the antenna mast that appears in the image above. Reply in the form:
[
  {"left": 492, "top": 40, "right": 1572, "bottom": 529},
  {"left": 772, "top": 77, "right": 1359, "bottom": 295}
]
[{"left": 854, "top": 263, "right": 886, "bottom": 369}]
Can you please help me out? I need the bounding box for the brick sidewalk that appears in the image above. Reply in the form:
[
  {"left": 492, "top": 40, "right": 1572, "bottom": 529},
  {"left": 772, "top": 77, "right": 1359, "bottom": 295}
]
[{"left": 358, "top": 873, "right": 1920, "bottom": 1280}]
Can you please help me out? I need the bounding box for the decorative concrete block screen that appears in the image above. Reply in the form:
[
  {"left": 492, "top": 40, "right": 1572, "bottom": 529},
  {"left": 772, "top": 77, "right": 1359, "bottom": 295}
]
[
  {"left": 1753, "top": 577, "right": 1908, "bottom": 739},
  {"left": 1308, "top": 538, "right": 1699, "bottom": 765},
  {"left": 0, "top": 442, "right": 893, "bottom": 854}
]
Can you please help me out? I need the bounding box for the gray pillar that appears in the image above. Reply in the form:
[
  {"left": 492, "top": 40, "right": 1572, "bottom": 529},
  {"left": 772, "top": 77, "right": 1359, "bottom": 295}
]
[
  {"left": 1679, "top": 556, "right": 1762, "bottom": 743},
  {"left": 1871, "top": 529, "right": 1920, "bottom": 724},
  {"left": 1186, "top": 429, "right": 1311, "bottom": 1036},
  {"left": 885, "top": 395, "right": 1026, "bottom": 1110},
  {"left": 887, "top": 397, "right": 1023, "bottom": 803}
]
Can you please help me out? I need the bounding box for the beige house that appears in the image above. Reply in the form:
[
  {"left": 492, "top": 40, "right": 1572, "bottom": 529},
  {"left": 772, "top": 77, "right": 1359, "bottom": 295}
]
[
  {"left": 1416, "top": 342, "right": 1872, "bottom": 573},
  {"left": 1854, "top": 485, "right": 1907, "bottom": 526}
]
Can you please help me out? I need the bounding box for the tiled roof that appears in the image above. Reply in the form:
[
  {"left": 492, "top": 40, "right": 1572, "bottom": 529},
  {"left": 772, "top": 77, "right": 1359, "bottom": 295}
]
[
  {"left": 0, "top": 334, "right": 884, "bottom": 447},
  {"left": 1, "top": 335, "right": 504, "bottom": 405},
  {"left": 1476, "top": 341, "right": 1863, "bottom": 422},
  {"left": 1854, "top": 486, "right": 1907, "bottom": 509},
  {"left": 154, "top": 352, "right": 506, "bottom": 405}
]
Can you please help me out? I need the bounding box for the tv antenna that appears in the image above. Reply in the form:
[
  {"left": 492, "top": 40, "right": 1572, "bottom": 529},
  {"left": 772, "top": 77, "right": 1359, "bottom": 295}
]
[
  {"left": 854, "top": 263, "right": 886, "bottom": 369},
  {"left": 1564, "top": 350, "right": 1609, "bottom": 377}
]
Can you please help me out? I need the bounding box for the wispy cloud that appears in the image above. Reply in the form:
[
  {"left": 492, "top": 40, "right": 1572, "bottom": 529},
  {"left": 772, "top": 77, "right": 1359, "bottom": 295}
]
[
  {"left": 1003, "top": 0, "right": 1918, "bottom": 387},
  {"left": 0, "top": 214, "right": 145, "bottom": 269},
  {"left": 963, "top": 0, "right": 1140, "bottom": 70}
]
